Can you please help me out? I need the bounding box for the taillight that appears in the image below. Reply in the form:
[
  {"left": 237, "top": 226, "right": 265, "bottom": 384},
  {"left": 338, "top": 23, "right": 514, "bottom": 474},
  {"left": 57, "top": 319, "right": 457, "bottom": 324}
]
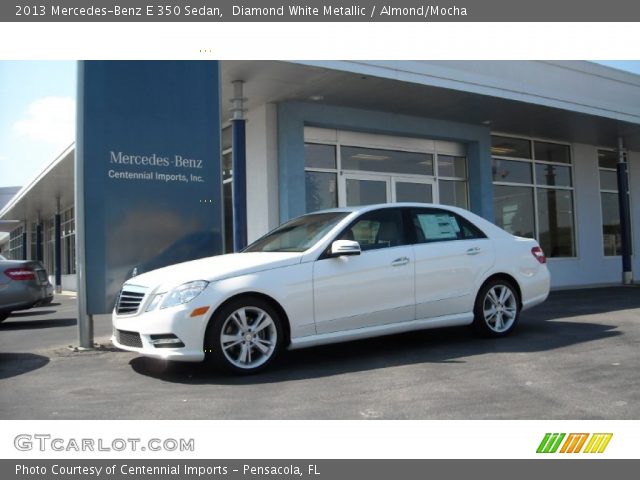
[
  {"left": 4, "top": 268, "right": 36, "bottom": 281},
  {"left": 531, "top": 246, "right": 546, "bottom": 264}
]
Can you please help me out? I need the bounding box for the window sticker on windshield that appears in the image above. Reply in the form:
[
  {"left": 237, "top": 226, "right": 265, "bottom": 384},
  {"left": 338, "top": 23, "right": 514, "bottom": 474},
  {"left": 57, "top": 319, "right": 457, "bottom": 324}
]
[{"left": 418, "top": 214, "right": 458, "bottom": 240}]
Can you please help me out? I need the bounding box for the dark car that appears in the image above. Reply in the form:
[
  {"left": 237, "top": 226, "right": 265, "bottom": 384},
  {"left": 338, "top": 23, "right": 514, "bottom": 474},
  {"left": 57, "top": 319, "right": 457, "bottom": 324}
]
[{"left": 0, "top": 257, "right": 54, "bottom": 322}]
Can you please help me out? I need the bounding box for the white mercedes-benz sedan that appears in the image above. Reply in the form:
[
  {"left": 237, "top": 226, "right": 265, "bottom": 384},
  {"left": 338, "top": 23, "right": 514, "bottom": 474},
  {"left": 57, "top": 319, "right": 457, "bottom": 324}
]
[{"left": 112, "top": 203, "right": 550, "bottom": 374}]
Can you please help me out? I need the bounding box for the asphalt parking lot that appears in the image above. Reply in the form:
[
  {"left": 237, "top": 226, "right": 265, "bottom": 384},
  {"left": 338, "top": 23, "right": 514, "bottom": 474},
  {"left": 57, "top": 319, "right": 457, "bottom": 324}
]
[{"left": 1, "top": 287, "right": 639, "bottom": 419}]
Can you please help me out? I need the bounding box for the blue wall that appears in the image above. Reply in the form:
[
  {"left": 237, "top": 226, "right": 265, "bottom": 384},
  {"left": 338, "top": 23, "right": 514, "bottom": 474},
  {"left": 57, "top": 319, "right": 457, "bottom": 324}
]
[
  {"left": 78, "top": 61, "right": 223, "bottom": 314},
  {"left": 277, "top": 102, "right": 494, "bottom": 222}
]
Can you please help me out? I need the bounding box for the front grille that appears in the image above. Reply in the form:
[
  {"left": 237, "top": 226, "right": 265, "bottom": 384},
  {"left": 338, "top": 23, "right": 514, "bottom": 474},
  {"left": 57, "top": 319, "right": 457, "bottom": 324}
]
[
  {"left": 116, "top": 289, "right": 146, "bottom": 315},
  {"left": 116, "top": 329, "right": 143, "bottom": 348}
]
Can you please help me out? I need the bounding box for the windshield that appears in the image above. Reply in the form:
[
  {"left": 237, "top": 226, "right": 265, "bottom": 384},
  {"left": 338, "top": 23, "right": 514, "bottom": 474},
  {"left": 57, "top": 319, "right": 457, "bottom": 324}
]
[{"left": 245, "top": 212, "right": 349, "bottom": 253}]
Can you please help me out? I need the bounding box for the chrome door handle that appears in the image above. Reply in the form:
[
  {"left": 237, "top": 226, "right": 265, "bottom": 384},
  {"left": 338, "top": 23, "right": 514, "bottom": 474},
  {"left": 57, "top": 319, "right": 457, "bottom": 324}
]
[
  {"left": 391, "top": 256, "right": 410, "bottom": 266},
  {"left": 466, "top": 247, "right": 481, "bottom": 255}
]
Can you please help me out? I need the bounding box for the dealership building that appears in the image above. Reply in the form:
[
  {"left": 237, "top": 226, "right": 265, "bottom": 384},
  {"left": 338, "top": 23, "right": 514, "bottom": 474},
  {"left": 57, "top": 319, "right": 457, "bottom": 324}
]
[{"left": 1, "top": 60, "right": 639, "bottom": 293}]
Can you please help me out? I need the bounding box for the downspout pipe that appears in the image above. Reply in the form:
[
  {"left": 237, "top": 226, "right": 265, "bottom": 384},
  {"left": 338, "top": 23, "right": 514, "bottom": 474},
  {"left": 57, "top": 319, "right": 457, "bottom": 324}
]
[
  {"left": 616, "top": 137, "right": 633, "bottom": 285},
  {"left": 231, "top": 80, "right": 248, "bottom": 252},
  {"left": 55, "top": 198, "right": 62, "bottom": 293}
]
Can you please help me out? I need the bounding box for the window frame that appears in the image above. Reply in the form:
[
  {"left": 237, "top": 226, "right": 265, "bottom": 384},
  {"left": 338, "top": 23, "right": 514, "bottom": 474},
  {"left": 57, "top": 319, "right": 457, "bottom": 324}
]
[
  {"left": 336, "top": 207, "right": 409, "bottom": 252},
  {"left": 8, "top": 225, "right": 24, "bottom": 260},
  {"left": 303, "top": 130, "right": 470, "bottom": 212},
  {"left": 409, "top": 207, "right": 487, "bottom": 244},
  {"left": 319, "top": 207, "right": 410, "bottom": 259},
  {"left": 491, "top": 133, "right": 577, "bottom": 258}
]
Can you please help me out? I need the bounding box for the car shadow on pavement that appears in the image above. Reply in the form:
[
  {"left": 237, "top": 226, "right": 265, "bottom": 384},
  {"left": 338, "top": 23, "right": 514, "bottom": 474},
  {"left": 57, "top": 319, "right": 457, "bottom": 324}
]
[
  {"left": 129, "top": 316, "right": 620, "bottom": 385},
  {"left": 5, "top": 310, "right": 57, "bottom": 318},
  {"left": 0, "top": 318, "right": 77, "bottom": 330},
  {"left": 0, "top": 353, "right": 50, "bottom": 379},
  {"left": 530, "top": 286, "right": 640, "bottom": 321}
]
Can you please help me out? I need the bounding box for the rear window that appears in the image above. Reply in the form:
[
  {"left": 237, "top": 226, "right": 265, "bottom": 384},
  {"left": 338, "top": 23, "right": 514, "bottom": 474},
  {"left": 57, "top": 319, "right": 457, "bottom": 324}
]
[{"left": 411, "top": 209, "right": 486, "bottom": 243}]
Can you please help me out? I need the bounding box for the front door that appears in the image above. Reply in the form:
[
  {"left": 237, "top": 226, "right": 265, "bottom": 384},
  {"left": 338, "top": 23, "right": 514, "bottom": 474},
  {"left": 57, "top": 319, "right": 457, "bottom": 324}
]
[
  {"left": 313, "top": 207, "right": 415, "bottom": 334},
  {"left": 392, "top": 176, "right": 436, "bottom": 203},
  {"left": 342, "top": 173, "right": 390, "bottom": 207}
]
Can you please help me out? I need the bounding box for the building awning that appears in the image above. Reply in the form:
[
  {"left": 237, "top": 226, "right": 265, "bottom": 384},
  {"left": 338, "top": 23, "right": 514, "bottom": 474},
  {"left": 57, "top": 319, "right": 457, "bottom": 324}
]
[
  {"left": 0, "top": 144, "right": 74, "bottom": 224},
  {"left": 221, "top": 60, "right": 640, "bottom": 150}
]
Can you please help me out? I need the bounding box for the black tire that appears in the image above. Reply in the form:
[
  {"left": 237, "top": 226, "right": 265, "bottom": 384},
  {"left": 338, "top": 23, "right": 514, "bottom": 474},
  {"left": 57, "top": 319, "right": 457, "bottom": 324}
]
[
  {"left": 40, "top": 297, "right": 54, "bottom": 306},
  {"left": 472, "top": 278, "right": 520, "bottom": 337},
  {"left": 204, "top": 296, "right": 284, "bottom": 374},
  {"left": 0, "top": 311, "right": 10, "bottom": 323}
]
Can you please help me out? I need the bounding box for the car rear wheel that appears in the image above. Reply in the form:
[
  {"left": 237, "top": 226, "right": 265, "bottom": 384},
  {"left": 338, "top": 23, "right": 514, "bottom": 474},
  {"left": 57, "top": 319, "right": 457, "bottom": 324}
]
[
  {"left": 205, "top": 296, "right": 283, "bottom": 374},
  {"left": 473, "top": 279, "right": 520, "bottom": 337}
]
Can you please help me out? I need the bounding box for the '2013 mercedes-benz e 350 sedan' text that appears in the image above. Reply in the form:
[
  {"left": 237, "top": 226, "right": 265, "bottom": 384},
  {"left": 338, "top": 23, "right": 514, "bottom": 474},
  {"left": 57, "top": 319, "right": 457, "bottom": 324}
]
[{"left": 112, "top": 203, "right": 550, "bottom": 374}]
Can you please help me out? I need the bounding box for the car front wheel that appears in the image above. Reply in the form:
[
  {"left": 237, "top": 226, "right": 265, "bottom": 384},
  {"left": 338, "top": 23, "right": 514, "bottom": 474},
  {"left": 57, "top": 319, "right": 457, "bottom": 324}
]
[
  {"left": 205, "top": 297, "right": 283, "bottom": 374},
  {"left": 473, "top": 279, "right": 520, "bottom": 337}
]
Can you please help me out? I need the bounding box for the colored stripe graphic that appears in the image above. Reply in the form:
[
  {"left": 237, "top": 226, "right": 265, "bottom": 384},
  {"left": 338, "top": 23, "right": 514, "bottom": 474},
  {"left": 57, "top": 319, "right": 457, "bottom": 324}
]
[
  {"left": 560, "top": 433, "right": 589, "bottom": 453},
  {"left": 537, "top": 433, "right": 566, "bottom": 453},
  {"left": 584, "top": 433, "right": 613, "bottom": 453},
  {"left": 537, "top": 433, "right": 613, "bottom": 453}
]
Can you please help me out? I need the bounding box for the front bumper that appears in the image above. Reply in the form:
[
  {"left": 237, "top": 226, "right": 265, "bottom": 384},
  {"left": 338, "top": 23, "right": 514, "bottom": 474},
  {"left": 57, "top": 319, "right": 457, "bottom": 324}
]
[{"left": 112, "top": 302, "right": 210, "bottom": 362}]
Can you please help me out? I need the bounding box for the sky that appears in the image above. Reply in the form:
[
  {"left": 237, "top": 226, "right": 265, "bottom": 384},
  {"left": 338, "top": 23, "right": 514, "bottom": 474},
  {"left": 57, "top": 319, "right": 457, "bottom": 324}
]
[
  {"left": 0, "top": 61, "right": 76, "bottom": 188},
  {"left": 0, "top": 60, "right": 639, "bottom": 189}
]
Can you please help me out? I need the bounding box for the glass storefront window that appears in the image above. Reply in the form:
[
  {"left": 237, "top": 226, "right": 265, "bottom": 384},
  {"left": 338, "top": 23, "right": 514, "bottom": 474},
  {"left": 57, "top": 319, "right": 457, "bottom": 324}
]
[
  {"left": 8, "top": 226, "right": 24, "bottom": 260},
  {"left": 438, "top": 180, "right": 468, "bottom": 209},
  {"left": 437, "top": 155, "right": 466, "bottom": 178},
  {"left": 303, "top": 131, "right": 468, "bottom": 213},
  {"left": 222, "top": 151, "right": 232, "bottom": 181},
  {"left": 395, "top": 182, "right": 433, "bottom": 203},
  {"left": 491, "top": 135, "right": 531, "bottom": 159},
  {"left": 305, "top": 143, "right": 336, "bottom": 169},
  {"left": 599, "top": 170, "right": 618, "bottom": 191},
  {"left": 598, "top": 150, "right": 618, "bottom": 169},
  {"left": 537, "top": 189, "right": 575, "bottom": 257},
  {"left": 493, "top": 185, "right": 536, "bottom": 239},
  {"left": 306, "top": 171, "right": 338, "bottom": 211},
  {"left": 223, "top": 181, "right": 233, "bottom": 253},
  {"left": 534, "top": 141, "right": 571, "bottom": 164},
  {"left": 341, "top": 146, "right": 433, "bottom": 176},
  {"left": 346, "top": 178, "right": 388, "bottom": 206},
  {"left": 60, "top": 206, "right": 76, "bottom": 274},
  {"left": 601, "top": 192, "right": 622, "bottom": 256},
  {"left": 492, "top": 135, "right": 576, "bottom": 258},
  {"left": 492, "top": 159, "right": 532, "bottom": 184},
  {"left": 534, "top": 163, "right": 572, "bottom": 187}
]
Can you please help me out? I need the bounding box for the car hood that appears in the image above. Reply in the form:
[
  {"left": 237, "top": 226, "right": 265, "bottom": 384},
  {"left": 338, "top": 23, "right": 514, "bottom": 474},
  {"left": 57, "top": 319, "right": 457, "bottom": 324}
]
[{"left": 123, "top": 252, "right": 303, "bottom": 291}]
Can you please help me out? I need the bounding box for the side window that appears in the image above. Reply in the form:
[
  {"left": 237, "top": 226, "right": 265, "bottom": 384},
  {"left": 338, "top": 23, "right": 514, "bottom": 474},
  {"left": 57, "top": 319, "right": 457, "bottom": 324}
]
[
  {"left": 412, "top": 209, "right": 486, "bottom": 243},
  {"left": 339, "top": 209, "right": 405, "bottom": 251}
]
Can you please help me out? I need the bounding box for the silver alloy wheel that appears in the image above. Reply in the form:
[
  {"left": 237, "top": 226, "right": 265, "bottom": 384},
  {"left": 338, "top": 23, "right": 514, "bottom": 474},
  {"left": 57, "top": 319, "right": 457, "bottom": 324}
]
[
  {"left": 219, "top": 306, "right": 278, "bottom": 370},
  {"left": 482, "top": 284, "right": 517, "bottom": 333}
]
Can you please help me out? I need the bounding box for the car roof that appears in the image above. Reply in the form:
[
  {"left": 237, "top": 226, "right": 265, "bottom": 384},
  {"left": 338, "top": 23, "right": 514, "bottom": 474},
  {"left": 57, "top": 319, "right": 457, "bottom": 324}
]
[
  {"left": 304, "top": 202, "right": 512, "bottom": 243},
  {"left": 306, "top": 202, "right": 462, "bottom": 216}
]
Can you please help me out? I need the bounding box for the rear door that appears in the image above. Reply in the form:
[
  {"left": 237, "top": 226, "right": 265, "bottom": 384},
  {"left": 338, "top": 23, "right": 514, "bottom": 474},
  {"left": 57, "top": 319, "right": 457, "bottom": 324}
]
[{"left": 410, "top": 208, "right": 495, "bottom": 319}]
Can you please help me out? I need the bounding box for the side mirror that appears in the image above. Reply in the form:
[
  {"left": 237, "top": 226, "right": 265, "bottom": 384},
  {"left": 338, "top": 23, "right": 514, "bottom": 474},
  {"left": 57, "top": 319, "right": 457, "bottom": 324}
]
[{"left": 330, "top": 240, "right": 361, "bottom": 257}]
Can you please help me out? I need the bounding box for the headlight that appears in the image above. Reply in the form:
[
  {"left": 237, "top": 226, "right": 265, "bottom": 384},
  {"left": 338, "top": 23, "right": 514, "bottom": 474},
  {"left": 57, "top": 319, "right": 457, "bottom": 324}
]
[{"left": 160, "top": 280, "right": 209, "bottom": 309}]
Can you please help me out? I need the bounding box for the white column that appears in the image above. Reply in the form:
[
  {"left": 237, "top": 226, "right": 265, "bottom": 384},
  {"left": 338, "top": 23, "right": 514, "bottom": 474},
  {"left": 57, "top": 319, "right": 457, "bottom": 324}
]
[{"left": 245, "top": 103, "right": 280, "bottom": 242}]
